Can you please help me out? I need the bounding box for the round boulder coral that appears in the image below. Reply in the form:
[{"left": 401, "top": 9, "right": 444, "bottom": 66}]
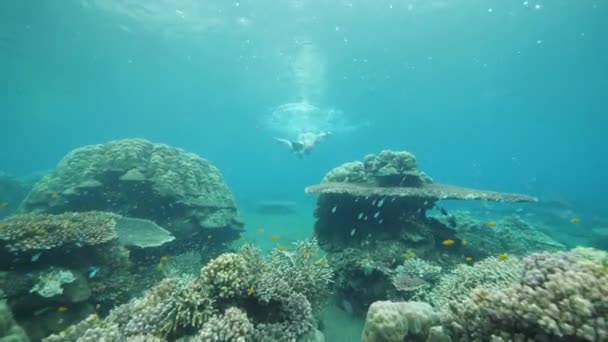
[{"left": 19, "top": 138, "right": 243, "bottom": 239}]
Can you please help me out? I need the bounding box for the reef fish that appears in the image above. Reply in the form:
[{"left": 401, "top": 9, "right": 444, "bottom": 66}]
[
  {"left": 497, "top": 253, "right": 509, "bottom": 262},
  {"left": 31, "top": 252, "right": 41, "bottom": 262},
  {"left": 270, "top": 235, "right": 279, "bottom": 241},
  {"left": 569, "top": 217, "right": 581, "bottom": 224},
  {"left": 465, "top": 257, "right": 473, "bottom": 263},
  {"left": 247, "top": 286, "right": 255, "bottom": 297},
  {"left": 57, "top": 306, "right": 68, "bottom": 312},
  {"left": 441, "top": 239, "right": 455, "bottom": 246},
  {"left": 486, "top": 220, "right": 497, "bottom": 229},
  {"left": 258, "top": 228, "right": 265, "bottom": 234}
]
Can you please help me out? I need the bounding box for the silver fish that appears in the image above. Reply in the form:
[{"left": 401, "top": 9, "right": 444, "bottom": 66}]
[
  {"left": 331, "top": 205, "right": 337, "bottom": 213},
  {"left": 31, "top": 252, "right": 41, "bottom": 262},
  {"left": 350, "top": 228, "right": 356, "bottom": 237},
  {"left": 373, "top": 212, "right": 380, "bottom": 219},
  {"left": 377, "top": 198, "right": 384, "bottom": 207},
  {"left": 357, "top": 212, "right": 364, "bottom": 220}
]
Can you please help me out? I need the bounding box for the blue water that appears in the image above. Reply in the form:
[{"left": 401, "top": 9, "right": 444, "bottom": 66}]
[{"left": 1, "top": 0, "right": 607, "bottom": 213}]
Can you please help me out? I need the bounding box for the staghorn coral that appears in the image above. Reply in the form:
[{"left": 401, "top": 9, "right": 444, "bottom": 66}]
[
  {"left": 198, "top": 307, "right": 253, "bottom": 342},
  {"left": 263, "top": 239, "right": 333, "bottom": 307},
  {"left": 361, "top": 301, "right": 439, "bottom": 342},
  {"left": 0, "top": 211, "right": 118, "bottom": 253},
  {"left": 253, "top": 292, "right": 314, "bottom": 342},
  {"left": 201, "top": 253, "right": 249, "bottom": 300},
  {"left": 425, "top": 256, "right": 522, "bottom": 309},
  {"left": 443, "top": 249, "right": 608, "bottom": 341}
]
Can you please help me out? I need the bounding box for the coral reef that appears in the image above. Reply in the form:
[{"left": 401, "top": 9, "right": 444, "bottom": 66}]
[
  {"left": 361, "top": 301, "right": 439, "bottom": 342},
  {"left": 44, "top": 240, "right": 332, "bottom": 341},
  {"left": 19, "top": 138, "right": 243, "bottom": 240},
  {"left": 0, "top": 211, "right": 118, "bottom": 253},
  {"left": 443, "top": 248, "right": 608, "bottom": 341},
  {"left": 424, "top": 256, "right": 523, "bottom": 309},
  {"left": 391, "top": 258, "right": 442, "bottom": 296},
  {"left": 198, "top": 307, "right": 253, "bottom": 342},
  {"left": 29, "top": 269, "right": 76, "bottom": 298},
  {"left": 440, "top": 212, "right": 565, "bottom": 257},
  {"left": 201, "top": 253, "right": 249, "bottom": 300}
]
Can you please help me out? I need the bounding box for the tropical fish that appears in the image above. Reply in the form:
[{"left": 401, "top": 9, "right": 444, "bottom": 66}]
[
  {"left": 497, "top": 253, "right": 509, "bottom": 262},
  {"left": 31, "top": 252, "right": 41, "bottom": 262},
  {"left": 303, "top": 250, "right": 311, "bottom": 259},
  {"left": 258, "top": 228, "right": 265, "bottom": 234},
  {"left": 486, "top": 220, "right": 497, "bottom": 229},
  {"left": 277, "top": 246, "right": 286, "bottom": 252},
  {"left": 247, "top": 286, "right": 255, "bottom": 297},
  {"left": 465, "top": 256, "right": 473, "bottom": 263},
  {"left": 270, "top": 235, "right": 279, "bottom": 241},
  {"left": 88, "top": 266, "right": 99, "bottom": 279},
  {"left": 461, "top": 239, "right": 468, "bottom": 247},
  {"left": 441, "top": 239, "right": 455, "bottom": 246},
  {"left": 315, "top": 258, "right": 326, "bottom": 266},
  {"left": 207, "top": 234, "right": 213, "bottom": 240},
  {"left": 57, "top": 306, "right": 68, "bottom": 312},
  {"left": 50, "top": 193, "right": 59, "bottom": 199},
  {"left": 159, "top": 256, "right": 168, "bottom": 262},
  {"left": 0, "top": 202, "right": 8, "bottom": 209},
  {"left": 331, "top": 205, "right": 337, "bottom": 213},
  {"left": 569, "top": 217, "right": 581, "bottom": 224}
]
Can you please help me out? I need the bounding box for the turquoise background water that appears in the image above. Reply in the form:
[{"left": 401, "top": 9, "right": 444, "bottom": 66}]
[{"left": 1, "top": 0, "right": 607, "bottom": 214}]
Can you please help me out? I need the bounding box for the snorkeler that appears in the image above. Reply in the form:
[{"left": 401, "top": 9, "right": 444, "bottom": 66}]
[{"left": 274, "top": 131, "right": 331, "bottom": 157}]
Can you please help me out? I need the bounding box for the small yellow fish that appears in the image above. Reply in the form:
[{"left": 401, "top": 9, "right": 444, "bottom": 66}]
[
  {"left": 465, "top": 256, "right": 473, "bottom": 263},
  {"left": 270, "top": 235, "right": 279, "bottom": 241},
  {"left": 316, "top": 258, "right": 326, "bottom": 266},
  {"left": 207, "top": 234, "right": 213, "bottom": 240},
  {"left": 159, "top": 256, "right": 168, "bottom": 262},
  {"left": 486, "top": 220, "right": 497, "bottom": 229},
  {"left": 157, "top": 263, "right": 164, "bottom": 271},
  {"left": 258, "top": 228, "right": 265, "bottom": 234},
  {"left": 50, "top": 193, "right": 59, "bottom": 199},
  {"left": 461, "top": 239, "right": 468, "bottom": 247},
  {"left": 277, "top": 246, "right": 286, "bottom": 252},
  {"left": 497, "top": 253, "right": 509, "bottom": 262},
  {"left": 95, "top": 303, "right": 102, "bottom": 310},
  {"left": 57, "top": 306, "right": 68, "bottom": 312},
  {"left": 0, "top": 202, "right": 8, "bottom": 209},
  {"left": 303, "top": 250, "right": 311, "bottom": 259},
  {"left": 247, "top": 286, "right": 255, "bottom": 297},
  {"left": 569, "top": 217, "right": 580, "bottom": 224},
  {"left": 441, "top": 239, "right": 455, "bottom": 246}
]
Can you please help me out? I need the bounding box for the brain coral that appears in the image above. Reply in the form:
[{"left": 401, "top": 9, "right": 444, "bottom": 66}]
[{"left": 19, "top": 138, "right": 243, "bottom": 235}]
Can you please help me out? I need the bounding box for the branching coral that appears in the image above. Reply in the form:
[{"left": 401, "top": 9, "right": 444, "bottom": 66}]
[
  {"left": 443, "top": 249, "right": 608, "bottom": 341},
  {"left": 425, "top": 256, "right": 522, "bottom": 309},
  {"left": 200, "top": 253, "right": 249, "bottom": 300},
  {"left": 391, "top": 258, "right": 442, "bottom": 295},
  {"left": 198, "top": 307, "right": 253, "bottom": 342}
]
